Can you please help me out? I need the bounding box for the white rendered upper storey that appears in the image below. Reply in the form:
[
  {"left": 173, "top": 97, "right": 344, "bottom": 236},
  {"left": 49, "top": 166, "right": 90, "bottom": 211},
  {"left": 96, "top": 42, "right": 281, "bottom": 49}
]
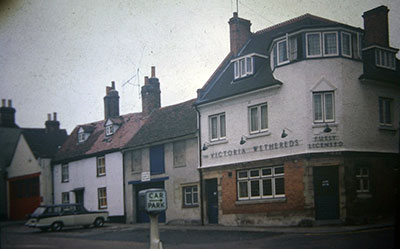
[{"left": 195, "top": 6, "right": 400, "bottom": 168}]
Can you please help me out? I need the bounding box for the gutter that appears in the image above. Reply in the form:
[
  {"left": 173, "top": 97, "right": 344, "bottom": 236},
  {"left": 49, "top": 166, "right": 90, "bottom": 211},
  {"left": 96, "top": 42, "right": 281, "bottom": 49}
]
[{"left": 194, "top": 104, "right": 204, "bottom": 226}]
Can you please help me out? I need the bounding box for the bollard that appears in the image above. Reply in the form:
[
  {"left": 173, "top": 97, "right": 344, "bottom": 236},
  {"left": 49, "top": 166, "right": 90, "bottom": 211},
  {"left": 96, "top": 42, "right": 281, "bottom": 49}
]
[{"left": 149, "top": 213, "right": 163, "bottom": 249}]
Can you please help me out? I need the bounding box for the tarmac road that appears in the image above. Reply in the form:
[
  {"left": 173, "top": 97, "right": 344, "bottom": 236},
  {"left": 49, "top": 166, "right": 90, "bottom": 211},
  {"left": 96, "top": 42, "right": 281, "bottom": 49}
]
[{"left": 0, "top": 222, "right": 395, "bottom": 249}]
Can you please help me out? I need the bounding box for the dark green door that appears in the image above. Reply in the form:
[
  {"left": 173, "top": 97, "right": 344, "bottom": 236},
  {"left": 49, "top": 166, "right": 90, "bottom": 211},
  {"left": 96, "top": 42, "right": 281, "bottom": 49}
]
[
  {"left": 205, "top": 178, "right": 218, "bottom": 224},
  {"left": 313, "top": 166, "right": 339, "bottom": 220}
]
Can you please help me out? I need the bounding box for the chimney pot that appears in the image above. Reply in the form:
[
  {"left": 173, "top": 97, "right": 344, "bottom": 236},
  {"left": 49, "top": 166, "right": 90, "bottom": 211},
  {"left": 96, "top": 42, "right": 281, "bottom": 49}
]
[
  {"left": 53, "top": 112, "right": 57, "bottom": 121},
  {"left": 111, "top": 81, "right": 115, "bottom": 89},
  {"left": 47, "top": 114, "right": 51, "bottom": 121},
  {"left": 8, "top": 99, "right": 12, "bottom": 107},
  {"left": 1, "top": 99, "right": 5, "bottom": 107},
  {"left": 151, "top": 66, "right": 156, "bottom": 78},
  {"left": 144, "top": 76, "right": 149, "bottom": 85}
]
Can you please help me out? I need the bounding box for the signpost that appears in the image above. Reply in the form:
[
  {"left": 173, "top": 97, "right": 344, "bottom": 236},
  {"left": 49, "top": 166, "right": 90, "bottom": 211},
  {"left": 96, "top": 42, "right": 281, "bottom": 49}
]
[{"left": 139, "top": 189, "right": 167, "bottom": 249}]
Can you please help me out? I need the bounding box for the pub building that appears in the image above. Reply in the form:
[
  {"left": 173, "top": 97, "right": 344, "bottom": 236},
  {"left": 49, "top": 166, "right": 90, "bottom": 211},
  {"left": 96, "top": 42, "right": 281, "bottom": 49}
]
[{"left": 194, "top": 6, "right": 399, "bottom": 226}]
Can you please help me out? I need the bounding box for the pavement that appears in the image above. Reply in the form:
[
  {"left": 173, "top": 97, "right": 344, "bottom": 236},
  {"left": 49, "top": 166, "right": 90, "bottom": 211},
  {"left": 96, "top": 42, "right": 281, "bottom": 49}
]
[{"left": 1, "top": 219, "right": 395, "bottom": 235}]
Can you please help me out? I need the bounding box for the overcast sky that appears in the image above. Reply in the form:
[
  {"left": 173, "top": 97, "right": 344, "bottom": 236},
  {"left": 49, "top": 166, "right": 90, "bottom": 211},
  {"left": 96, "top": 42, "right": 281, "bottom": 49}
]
[{"left": 1, "top": 0, "right": 399, "bottom": 133}]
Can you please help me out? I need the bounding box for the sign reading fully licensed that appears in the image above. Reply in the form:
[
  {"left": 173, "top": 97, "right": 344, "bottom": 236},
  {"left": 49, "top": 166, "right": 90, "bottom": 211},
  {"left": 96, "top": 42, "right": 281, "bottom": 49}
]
[{"left": 139, "top": 189, "right": 167, "bottom": 213}]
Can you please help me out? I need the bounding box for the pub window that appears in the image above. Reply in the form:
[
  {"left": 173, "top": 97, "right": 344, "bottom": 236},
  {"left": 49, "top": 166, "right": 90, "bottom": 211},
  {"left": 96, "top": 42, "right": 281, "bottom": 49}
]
[
  {"left": 313, "top": 91, "right": 335, "bottom": 123},
  {"left": 183, "top": 185, "right": 199, "bottom": 207},
  {"left": 61, "top": 164, "right": 69, "bottom": 183},
  {"left": 209, "top": 113, "right": 226, "bottom": 141},
  {"left": 237, "top": 166, "right": 285, "bottom": 200},
  {"left": 356, "top": 167, "right": 370, "bottom": 193},
  {"left": 96, "top": 156, "right": 106, "bottom": 176},
  {"left": 378, "top": 97, "right": 393, "bottom": 126},
  {"left": 98, "top": 187, "right": 107, "bottom": 209}
]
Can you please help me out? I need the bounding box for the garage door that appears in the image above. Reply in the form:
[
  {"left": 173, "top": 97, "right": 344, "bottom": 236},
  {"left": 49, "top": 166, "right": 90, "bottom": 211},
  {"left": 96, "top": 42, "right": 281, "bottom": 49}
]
[{"left": 9, "top": 175, "right": 40, "bottom": 220}]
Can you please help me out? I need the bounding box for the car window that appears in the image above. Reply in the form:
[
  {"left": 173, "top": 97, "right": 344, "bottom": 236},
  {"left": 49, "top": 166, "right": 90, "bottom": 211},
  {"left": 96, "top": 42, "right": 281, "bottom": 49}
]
[{"left": 62, "top": 205, "right": 76, "bottom": 215}]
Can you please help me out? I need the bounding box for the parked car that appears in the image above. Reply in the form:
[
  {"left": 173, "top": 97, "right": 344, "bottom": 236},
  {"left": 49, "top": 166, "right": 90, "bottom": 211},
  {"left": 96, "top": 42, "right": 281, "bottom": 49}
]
[{"left": 25, "top": 203, "right": 109, "bottom": 232}]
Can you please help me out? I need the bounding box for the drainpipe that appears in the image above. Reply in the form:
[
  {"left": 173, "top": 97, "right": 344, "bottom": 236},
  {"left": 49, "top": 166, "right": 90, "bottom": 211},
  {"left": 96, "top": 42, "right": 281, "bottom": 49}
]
[{"left": 194, "top": 105, "right": 205, "bottom": 226}]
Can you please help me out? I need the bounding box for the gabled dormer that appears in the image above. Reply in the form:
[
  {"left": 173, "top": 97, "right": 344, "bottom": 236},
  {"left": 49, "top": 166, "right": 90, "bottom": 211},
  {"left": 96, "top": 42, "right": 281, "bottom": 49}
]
[
  {"left": 77, "top": 125, "right": 95, "bottom": 143},
  {"left": 104, "top": 117, "right": 123, "bottom": 137}
]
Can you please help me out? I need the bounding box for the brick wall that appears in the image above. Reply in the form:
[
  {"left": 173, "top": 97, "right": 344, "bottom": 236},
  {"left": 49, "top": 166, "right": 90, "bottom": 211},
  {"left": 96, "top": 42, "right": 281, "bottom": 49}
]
[{"left": 220, "top": 159, "right": 306, "bottom": 215}]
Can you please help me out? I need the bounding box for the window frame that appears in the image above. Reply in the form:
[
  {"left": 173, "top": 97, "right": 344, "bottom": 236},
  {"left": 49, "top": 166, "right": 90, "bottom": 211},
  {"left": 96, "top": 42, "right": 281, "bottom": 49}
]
[
  {"left": 237, "top": 166, "right": 285, "bottom": 201},
  {"left": 209, "top": 113, "right": 226, "bottom": 142},
  {"left": 97, "top": 187, "right": 107, "bottom": 209},
  {"left": 96, "top": 156, "right": 106, "bottom": 177},
  {"left": 78, "top": 132, "right": 85, "bottom": 143},
  {"left": 323, "top": 31, "right": 339, "bottom": 57},
  {"left": 105, "top": 125, "right": 114, "bottom": 136},
  {"left": 341, "top": 32, "right": 352, "bottom": 58},
  {"left": 233, "top": 56, "right": 253, "bottom": 79},
  {"left": 313, "top": 91, "right": 335, "bottom": 123},
  {"left": 375, "top": 49, "right": 396, "bottom": 70},
  {"left": 306, "top": 32, "right": 322, "bottom": 58},
  {"left": 61, "top": 164, "right": 69, "bottom": 183},
  {"left": 182, "top": 185, "right": 199, "bottom": 207},
  {"left": 356, "top": 167, "right": 370, "bottom": 193},
  {"left": 277, "top": 39, "right": 289, "bottom": 65},
  {"left": 62, "top": 192, "right": 70, "bottom": 204},
  {"left": 248, "top": 103, "right": 268, "bottom": 134},
  {"left": 378, "top": 97, "right": 393, "bottom": 126}
]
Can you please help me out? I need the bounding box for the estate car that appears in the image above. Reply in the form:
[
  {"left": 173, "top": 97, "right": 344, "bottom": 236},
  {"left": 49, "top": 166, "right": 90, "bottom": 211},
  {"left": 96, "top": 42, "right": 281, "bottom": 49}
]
[{"left": 25, "top": 204, "right": 108, "bottom": 232}]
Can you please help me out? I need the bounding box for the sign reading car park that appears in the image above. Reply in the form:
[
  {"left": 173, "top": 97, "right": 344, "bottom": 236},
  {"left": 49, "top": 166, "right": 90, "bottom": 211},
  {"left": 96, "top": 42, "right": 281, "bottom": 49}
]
[{"left": 138, "top": 188, "right": 167, "bottom": 213}]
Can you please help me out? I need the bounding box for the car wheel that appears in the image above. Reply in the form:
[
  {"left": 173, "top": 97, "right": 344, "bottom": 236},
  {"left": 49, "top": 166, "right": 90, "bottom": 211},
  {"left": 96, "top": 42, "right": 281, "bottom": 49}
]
[
  {"left": 94, "top": 218, "right": 104, "bottom": 227},
  {"left": 51, "top": 222, "right": 63, "bottom": 232}
]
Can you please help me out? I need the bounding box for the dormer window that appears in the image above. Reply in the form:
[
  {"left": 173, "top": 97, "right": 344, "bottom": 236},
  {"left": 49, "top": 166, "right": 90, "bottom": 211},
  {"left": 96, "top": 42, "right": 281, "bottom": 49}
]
[
  {"left": 77, "top": 125, "right": 94, "bottom": 143},
  {"left": 105, "top": 125, "right": 114, "bottom": 136},
  {"left": 375, "top": 49, "right": 396, "bottom": 70},
  {"left": 104, "top": 118, "right": 121, "bottom": 137},
  {"left": 234, "top": 56, "right": 253, "bottom": 79},
  {"left": 78, "top": 132, "right": 85, "bottom": 143}
]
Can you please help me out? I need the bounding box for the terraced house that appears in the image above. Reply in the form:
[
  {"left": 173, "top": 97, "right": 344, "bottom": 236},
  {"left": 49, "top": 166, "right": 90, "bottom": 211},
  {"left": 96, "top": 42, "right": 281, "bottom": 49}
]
[
  {"left": 52, "top": 80, "right": 147, "bottom": 222},
  {"left": 194, "top": 6, "right": 399, "bottom": 226}
]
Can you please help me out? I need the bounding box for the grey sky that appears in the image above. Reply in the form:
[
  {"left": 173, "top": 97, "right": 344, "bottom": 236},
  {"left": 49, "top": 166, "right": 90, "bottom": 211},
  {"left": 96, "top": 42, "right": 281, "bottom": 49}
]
[{"left": 1, "top": 0, "right": 399, "bottom": 133}]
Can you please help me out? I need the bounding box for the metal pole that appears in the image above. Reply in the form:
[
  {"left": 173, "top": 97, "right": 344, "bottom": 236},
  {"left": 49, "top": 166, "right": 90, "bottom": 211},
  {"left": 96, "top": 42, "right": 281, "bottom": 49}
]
[{"left": 149, "top": 213, "right": 163, "bottom": 249}]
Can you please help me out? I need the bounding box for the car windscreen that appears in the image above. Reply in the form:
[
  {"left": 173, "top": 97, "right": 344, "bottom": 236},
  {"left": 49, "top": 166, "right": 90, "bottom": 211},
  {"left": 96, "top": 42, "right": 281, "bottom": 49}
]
[{"left": 31, "top": 207, "right": 47, "bottom": 217}]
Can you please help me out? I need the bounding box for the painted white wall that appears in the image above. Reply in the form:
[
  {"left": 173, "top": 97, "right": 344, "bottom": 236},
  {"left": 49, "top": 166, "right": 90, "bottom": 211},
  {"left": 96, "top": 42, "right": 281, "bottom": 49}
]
[
  {"left": 8, "top": 135, "right": 40, "bottom": 178},
  {"left": 199, "top": 58, "right": 399, "bottom": 168},
  {"left": 53, "top": 151, "right": 124, "bottom": 216}
]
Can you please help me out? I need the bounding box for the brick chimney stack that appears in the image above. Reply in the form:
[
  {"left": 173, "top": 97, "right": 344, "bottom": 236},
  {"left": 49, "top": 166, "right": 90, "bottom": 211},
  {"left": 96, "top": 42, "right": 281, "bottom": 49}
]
[
  {"left": 0, "top": 99, "right": 17, "bottom": 128},
  {"left": 104, "top": 81, "right": 120, "bottom": 119},
  {"left": 141, "top": 66, "right": 161, "bottom": 117},
  {"left": 45, "top": 112, "right": 60, "bottom": 133},
  {"left": 229, "top": 12, "right": 252, "bottom": 56},
  {"left": 363, "top": 5, "right": 389, "bottom": 47}
]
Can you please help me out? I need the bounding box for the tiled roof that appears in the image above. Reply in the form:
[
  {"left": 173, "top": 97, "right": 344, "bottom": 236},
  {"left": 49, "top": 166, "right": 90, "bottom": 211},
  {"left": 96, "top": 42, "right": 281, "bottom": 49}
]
[
  {"left": 54, "top": 112, "right": 144, "bottom": 163},
  {"left": 0, "top": 128, "right": 21, "bottom": 167},
  {"left": 22, "top": 128, "right": 68, "bottom": 159},
  {"left": 124, "top": 99, "right": 197, "bottom": 148},
  {"left": 195, "top": 13, "right": 362, "bottom": 105}
]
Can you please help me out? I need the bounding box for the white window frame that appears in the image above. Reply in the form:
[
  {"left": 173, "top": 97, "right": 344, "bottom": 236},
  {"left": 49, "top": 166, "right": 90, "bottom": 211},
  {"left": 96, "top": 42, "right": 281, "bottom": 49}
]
[
  {"left": 237, "top": 166, "right": 285, "bottom": 201},
  {"left": 248, "top": 103, "right": 268, "bottom": 134},
  {"left": 96, "top": 156, "right": 106, "bottom": 176},
  {"left": 356, "top": 167, "right": 370, "bottom": 193},
  {"left": 78, "top": 132, "right": 85, "bottom": 143},
  {"left": 341, "top": 32, "right": 352, "bottom": 58},
  {"left": 375, "top": 49, "right": 396, "bottom": 70},
  {"left": 277, "top": 39, "right": 289, "bottom": 65},
  {"left": 379, "top": 97, "right": 393, "bottom": 126},
  {"left": 209, "top": 113, "right": 226, "bottom": 141},
  {"left": 323, "top": 31, "right": 338, "bottom": 56},
  {"left": 306, "top": 32, "right": 322, "bottom": 58},
  {"left": 313, "top": 91, "right": 335, "bottom": 123},
  {"left": 61, "top": 164, "right": 69, "bottom": 183},
  {"left": 62, "top": 192, "right": 70, "bottom": 204},
  {"left": 183, "top": 185, "right": 199, "bottom": 207},
  {"left": 98, "top": 187, "right": 107, "bottom": 209},
  {"left": 105, "top": 125, "right": 114, "bottom": 136},
  {"left": 234, "top": 56, "right": 253, "bottom": 79}
]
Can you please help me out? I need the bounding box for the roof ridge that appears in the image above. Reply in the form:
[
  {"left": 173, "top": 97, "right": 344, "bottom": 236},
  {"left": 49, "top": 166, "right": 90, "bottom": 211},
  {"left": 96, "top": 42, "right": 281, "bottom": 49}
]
[
  {"left": 255, "top": 13, "right": 342, "bottom": 35},
  {"left": 156, "top": 98, "right": 197, "bottom": 111}
]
